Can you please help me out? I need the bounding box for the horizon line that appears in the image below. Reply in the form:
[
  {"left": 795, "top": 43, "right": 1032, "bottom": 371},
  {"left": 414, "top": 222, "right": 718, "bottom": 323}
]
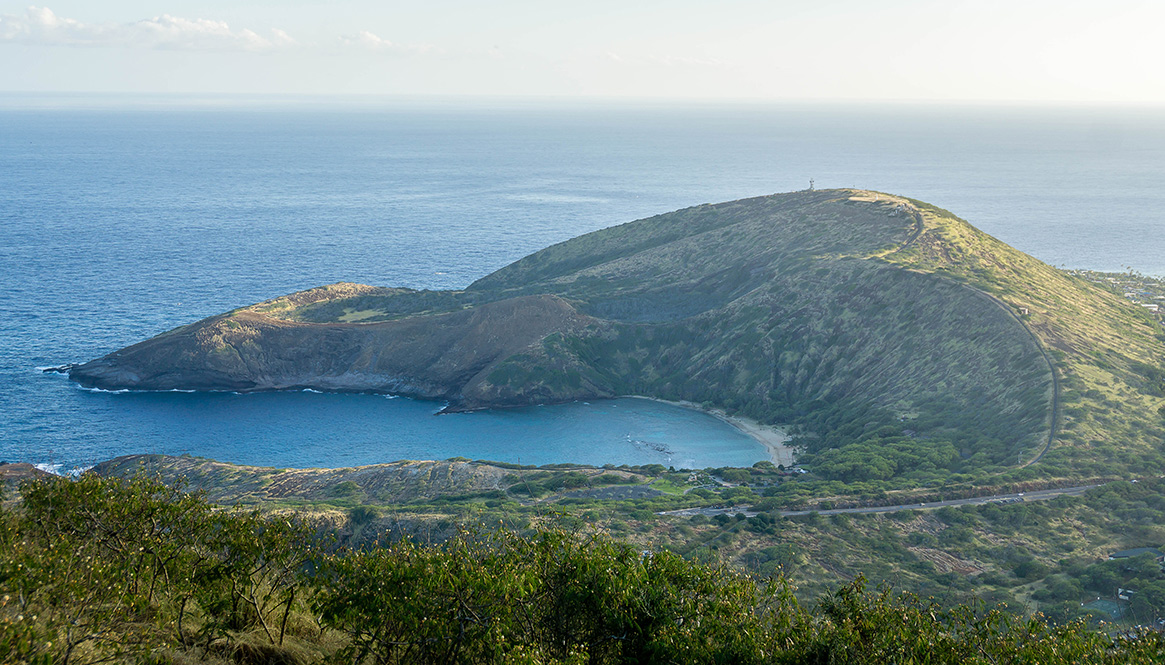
[{"left": 3, "top": 91, "right": 1165, "bottom": 112}]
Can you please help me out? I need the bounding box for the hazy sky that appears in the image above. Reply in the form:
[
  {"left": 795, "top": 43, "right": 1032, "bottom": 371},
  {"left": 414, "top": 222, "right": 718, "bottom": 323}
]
[{"left": 1, "top": 1, "right": 1162, "bottom": 103}]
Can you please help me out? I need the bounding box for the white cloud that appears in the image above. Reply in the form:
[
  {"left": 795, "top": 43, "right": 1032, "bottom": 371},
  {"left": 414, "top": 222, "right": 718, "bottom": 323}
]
[
  {"left": 0, "top": 6, "right": 296, "bottom": 51},
  {"left": 341, "top": 30, "right": 393, "bottom": 50},
  {"left": 269, "top": 28, "right": 296, "bottom": 48},
  {"left": 339, "top": 29, "right": 436, "bottom": 55}
]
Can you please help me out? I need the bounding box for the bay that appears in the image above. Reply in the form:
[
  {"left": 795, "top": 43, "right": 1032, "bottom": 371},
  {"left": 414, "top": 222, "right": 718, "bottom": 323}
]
[{"left": 2, "top": 100, "right": 1163, "bottom": 470}]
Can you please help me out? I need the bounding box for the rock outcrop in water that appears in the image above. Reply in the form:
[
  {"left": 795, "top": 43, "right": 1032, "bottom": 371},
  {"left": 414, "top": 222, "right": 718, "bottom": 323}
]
[{"left": 71, "top": 189, "right": 1165, "bottom": 477}]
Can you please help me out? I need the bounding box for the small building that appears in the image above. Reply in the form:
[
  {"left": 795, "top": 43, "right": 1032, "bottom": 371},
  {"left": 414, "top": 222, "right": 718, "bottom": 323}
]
[
  {"left": 1119, "top": 587, "right": 1136, "bottom": 601},
  {"left": 1142, "top": 304, "right": 1160, "bottom": 313},
  {"left": 1017, "top": 307, "right": 1029, "bottom": 316},
  {"left": 1108, "top": 547, "right": 1165, "bottom": 563}
]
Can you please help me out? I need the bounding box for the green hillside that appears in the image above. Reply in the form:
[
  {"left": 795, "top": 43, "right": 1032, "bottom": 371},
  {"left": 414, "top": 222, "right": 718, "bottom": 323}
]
[
  {"left": 467, "top": 191, "right": 1055, "bottom": 481},
  {"left": 877, "top": 197, "right": 1165, "bottom": 480},
  {"left": 69, "top": 189, "right": 1165, "bottom": 484}
]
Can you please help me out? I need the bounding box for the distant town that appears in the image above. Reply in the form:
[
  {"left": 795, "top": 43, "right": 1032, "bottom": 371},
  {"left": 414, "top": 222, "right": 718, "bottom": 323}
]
[{"left": 1073, "top": 269, "right": 1165, "bottom": 323}]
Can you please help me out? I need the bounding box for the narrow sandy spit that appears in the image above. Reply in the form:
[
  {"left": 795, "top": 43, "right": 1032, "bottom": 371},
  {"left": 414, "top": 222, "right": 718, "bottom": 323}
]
[{"left": 625, "top": 396, "right": 797, "bottom": 467}]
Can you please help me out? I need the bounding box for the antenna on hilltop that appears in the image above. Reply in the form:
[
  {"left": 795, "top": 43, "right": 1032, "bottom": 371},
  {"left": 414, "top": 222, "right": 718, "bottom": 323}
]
[{"left": 808, "top": 178, "right": 815, "bottom": 191}]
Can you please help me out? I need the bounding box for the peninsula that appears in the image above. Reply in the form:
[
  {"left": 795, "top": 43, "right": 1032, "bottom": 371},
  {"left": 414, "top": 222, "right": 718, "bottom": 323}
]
[{"left": 70, "top": 190, "right": 1165, "bottom": 483}]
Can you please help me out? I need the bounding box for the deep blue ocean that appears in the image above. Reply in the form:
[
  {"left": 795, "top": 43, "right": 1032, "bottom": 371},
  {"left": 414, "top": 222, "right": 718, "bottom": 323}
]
[{"left": 2, "top": 99, "right": 1163, "bottom": 472}]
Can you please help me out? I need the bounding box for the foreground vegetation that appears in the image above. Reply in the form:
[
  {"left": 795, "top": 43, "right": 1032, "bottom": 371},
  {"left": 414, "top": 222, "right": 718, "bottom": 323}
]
[
  {"left": 89, "top": 453, "right": 1165, "bottom": 629},
  {"left": 6, "top": 473, "right": 1164, "bottom": 664}
]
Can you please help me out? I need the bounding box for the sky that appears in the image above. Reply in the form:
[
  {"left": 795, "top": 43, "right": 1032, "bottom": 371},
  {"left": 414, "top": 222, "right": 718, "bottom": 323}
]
[{"left": 1, "top": 0, "right": 1163, "bottom": 103}]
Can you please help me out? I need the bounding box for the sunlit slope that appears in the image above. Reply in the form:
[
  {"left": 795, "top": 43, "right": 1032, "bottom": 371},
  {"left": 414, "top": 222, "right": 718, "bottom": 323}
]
[
  {"left": 879, "top": 197, "right": 1165, "bottom": 478},
  {"left": 70, "top": 189, "right": 1165, "bottom": 480},
  {"left": 467, "top": 191, "right": 1054, "bottom": 477}
]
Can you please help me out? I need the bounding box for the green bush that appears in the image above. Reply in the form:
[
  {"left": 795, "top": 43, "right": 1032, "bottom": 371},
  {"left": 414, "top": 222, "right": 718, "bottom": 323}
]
[{"left": 4, "top": 474, "right": 1165, "bottom": 664}]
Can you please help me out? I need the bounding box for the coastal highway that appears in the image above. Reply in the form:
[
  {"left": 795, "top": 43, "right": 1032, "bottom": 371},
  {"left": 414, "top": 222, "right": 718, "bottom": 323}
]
[{"left": 658, "top": 483, "right": 1101, "bottom": 519}]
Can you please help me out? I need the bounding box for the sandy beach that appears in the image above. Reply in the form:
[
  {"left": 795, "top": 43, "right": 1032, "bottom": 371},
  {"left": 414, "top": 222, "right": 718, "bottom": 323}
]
[{"left": 626, "top": 396, "right": 797, "bottom": 467}]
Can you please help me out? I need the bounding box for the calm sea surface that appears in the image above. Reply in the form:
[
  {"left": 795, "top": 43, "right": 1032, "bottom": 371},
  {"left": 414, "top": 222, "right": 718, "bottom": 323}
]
[{"left": 2, "top": 100, "right": 1163, "bottom": 471}]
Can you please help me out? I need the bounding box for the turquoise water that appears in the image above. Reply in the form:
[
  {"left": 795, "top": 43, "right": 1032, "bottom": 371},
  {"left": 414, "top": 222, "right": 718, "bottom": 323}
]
[
  {"left": 24, "top": 389, "right": 763, "bottom": 472},
  {"left": 3, "top": 101, "right": 1163, "bottom": 470}
]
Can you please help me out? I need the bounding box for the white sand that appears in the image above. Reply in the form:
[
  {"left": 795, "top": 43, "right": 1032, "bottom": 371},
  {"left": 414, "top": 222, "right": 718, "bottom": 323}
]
[{"left": 626, "top": 396, "right": 796, "bottom": 467}]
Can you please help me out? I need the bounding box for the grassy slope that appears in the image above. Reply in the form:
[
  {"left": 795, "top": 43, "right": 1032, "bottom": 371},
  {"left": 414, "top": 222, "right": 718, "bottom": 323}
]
[
  {"left": 466, "top": 191, "right": 1057, "bottom": 478},
  {"left": 91, "top": 454, "right": 645, "bottom": 508},
  {"left": 880, "top": 198, "right": 1165, "bottom": 479}
]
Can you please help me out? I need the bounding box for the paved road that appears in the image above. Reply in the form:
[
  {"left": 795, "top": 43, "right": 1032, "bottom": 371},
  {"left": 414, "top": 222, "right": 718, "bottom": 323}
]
[{"left": 658, "top": 483, "right": 1101, "bottom": 518}]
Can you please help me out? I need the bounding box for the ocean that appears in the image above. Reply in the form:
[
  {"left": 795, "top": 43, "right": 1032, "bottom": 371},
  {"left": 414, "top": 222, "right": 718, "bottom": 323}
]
[{"left": 2, "top": 99, "right": 1163, "bottom": 471}]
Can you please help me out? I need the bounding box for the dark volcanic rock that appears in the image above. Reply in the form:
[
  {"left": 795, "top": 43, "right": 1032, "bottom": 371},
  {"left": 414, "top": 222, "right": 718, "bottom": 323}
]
[{"left": 40, "top": 364, "right": 78, "bottom": 374}]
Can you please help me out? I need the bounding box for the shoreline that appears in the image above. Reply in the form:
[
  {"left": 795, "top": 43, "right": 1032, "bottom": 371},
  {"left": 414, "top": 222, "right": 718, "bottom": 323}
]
[{"left": 625, "top": 396, "right": 796, "bottom": 467}]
